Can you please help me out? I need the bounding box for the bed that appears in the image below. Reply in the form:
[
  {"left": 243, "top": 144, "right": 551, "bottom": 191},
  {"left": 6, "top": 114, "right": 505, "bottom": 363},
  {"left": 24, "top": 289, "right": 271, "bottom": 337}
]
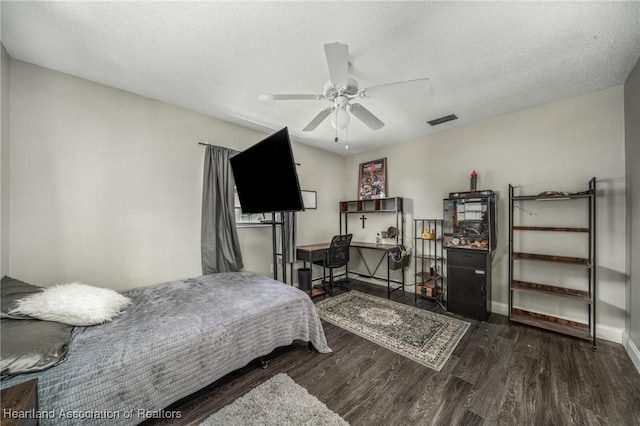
[{"left": 1, "top": 271, "right": 331, "bottom": 425}]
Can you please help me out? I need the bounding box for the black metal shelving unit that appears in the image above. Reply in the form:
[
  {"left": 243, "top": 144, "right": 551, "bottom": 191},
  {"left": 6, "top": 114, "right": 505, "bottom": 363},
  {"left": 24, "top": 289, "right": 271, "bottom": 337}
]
[
  {"left": 414, "top": 219, "right": 445, "bottom": 309},
  {"left": 508, "top": 178, "right": 597, "bottom": 347}
]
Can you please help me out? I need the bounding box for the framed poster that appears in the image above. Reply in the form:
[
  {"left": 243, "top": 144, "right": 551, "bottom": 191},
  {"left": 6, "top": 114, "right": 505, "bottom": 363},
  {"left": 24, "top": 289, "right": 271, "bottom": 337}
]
[
  {"left": 301, "top": 190, "right": 317, "bottom": 209},
  {"left": 358, "top": 158, "right": 387, "bottom": 200}
]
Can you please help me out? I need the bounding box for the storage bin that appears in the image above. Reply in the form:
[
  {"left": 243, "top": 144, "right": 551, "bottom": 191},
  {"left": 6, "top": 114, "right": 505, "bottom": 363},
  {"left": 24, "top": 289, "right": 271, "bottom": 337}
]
[
  {"left": 388, "top": 248, "right": 410, "bottom": 270},
  {"left": 298, "top": 268, "right": 311, "bottom": 291}
]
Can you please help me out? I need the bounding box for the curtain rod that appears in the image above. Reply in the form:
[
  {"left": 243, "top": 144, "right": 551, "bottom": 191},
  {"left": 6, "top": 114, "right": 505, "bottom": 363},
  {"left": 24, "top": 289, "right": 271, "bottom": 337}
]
[{"left": 197, "top": 141, "right": 300, "bottom": 165}]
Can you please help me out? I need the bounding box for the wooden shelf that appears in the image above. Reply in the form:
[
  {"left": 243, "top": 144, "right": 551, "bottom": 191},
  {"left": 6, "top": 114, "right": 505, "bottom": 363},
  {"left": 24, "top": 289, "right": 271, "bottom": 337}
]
[
  {"left": 310, "top": 288, "right": 325, "bottom": 298},
  {"left": 414, "top": 272, "right": 443, "bottom": 281},
  {"left": 339, "top": 197, "right": 403, "bottom": 213},
  {"left": 513, "top": 226, "right": 589, "bottom": 233},
  {"left": 510, "top": 308, "right": 592, "bottom": 341},
  {"left": 512, "top": 192, "right": 592, "bottom": 201},
  {"left": 511, "top": 280, "right": 592, "bottom": 303},
  {"left": 509, "top": 179, "right": 596, "bottom": 346},
  {"left": 414, "top": 254, "right": 443, "bottom": 261},
  {"left": 513, "top": 252, "right": 591, "bottom": 267}
]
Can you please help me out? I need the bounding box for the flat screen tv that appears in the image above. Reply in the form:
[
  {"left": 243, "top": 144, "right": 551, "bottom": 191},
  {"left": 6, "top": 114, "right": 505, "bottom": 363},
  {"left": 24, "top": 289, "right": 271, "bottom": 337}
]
[{"left": 230, "top": 127, "right": 304, "bottom": 214}]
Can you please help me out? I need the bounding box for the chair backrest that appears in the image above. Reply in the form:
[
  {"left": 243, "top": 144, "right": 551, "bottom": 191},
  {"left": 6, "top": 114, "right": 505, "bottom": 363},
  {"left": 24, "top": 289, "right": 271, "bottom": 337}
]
[{"left": 326, "top": 234, "right": 353, "bottom": 268}]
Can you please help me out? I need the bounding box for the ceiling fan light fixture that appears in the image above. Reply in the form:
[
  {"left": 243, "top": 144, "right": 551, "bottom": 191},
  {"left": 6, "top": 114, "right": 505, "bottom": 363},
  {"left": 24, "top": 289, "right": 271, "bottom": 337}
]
[
  {"left": 331, "top": 104, "right": 350, "bottom": 129},
  {"left": 260, "top": 42, "right": 431, "bottom": 137}
]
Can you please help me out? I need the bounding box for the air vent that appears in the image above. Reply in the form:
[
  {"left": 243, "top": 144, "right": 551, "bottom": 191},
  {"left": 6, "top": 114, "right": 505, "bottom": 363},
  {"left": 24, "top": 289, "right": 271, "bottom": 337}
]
[{"left": 427, "top": 114, "right": 458, "bottom": 126}]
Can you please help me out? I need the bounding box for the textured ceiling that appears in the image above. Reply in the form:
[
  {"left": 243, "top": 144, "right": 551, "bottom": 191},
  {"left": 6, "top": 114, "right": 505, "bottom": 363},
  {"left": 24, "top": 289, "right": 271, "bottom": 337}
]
[{"left": 2, "top": 1, "right": 639, "bottom": 155}]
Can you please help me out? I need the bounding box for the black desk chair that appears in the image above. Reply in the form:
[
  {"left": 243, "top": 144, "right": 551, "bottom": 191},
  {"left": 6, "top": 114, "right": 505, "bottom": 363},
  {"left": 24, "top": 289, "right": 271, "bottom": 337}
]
[{"left": 322, "top": 234, "right": 353, "bottom": 296}]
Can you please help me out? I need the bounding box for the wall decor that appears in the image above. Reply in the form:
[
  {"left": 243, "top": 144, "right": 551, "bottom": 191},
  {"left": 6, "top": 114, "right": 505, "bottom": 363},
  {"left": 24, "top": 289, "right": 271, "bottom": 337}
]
[
  {"left": 301, "top": 190, "right": 317, "bottom": 209},
  {"left": 358, "top": 158, "right": 387, "bottom": 200}
]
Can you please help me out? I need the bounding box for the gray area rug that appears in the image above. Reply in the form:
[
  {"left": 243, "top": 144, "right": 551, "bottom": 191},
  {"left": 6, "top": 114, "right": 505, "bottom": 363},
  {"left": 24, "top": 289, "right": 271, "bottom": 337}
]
[
  {"left": 315, "top": 290, "right": 470, "bottom": 371},
  {"left": 199, "top": 373, "right": 349, "bottom": 426}
]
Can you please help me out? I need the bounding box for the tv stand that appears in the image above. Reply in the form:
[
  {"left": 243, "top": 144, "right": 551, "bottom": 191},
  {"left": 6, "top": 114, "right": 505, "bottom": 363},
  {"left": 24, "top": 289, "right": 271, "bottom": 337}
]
[{"left": 262, "top": 212, "right": 291, "bottom": 283}]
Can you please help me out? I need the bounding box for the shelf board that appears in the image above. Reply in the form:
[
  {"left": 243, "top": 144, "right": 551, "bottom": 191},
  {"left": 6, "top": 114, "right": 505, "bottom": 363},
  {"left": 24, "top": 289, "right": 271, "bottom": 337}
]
[
  {"left": 342, "top": 209, "right": 398, "bottom": 213},
  {"left": 511, "top": 280, "right": 592, "bottom": 303},
  {"left": 416, "top": 294, "right": 440, "bottom": 300},
  {"left": 415, "top": 237, "right": 442, "bottom": 241},
  {"left": 414, "top": 254, "right": 443, "bottom": 261},
  {"left": 414, "top": 272, "right": 443, "bottom": 281},
  {"left": 445, "top": 233, "right": 490, "bottom": 238},
  {"left": 513, "top": 193, "right": 592, "bottom": 201},
  {"left": 513, "top": 252, "right": 591, "bottom": 267},
  {"left": 513, "top": 226, "right": 589, "bottom": 233},
  {"left": 340, "top": 197, "right": 403, "bottom": 213},
  {"left": 309, "top": 288, "right": 325, "bottom": 298},
  {"left": 510, "top": 308, "right": 592, "bottom": 341}
]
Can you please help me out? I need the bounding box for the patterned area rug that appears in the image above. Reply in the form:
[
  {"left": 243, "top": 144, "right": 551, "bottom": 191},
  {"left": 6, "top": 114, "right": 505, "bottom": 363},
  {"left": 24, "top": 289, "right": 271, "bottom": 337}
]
[
  {"left": 199, "top": 373, "right": 348, "bottom": 425},
  {"left": 315, "top": 291, "right": 470, "bottom": 371}
]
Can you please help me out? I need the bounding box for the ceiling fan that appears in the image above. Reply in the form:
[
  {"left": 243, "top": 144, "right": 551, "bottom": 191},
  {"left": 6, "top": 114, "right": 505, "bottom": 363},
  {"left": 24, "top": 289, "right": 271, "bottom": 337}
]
[{"left": 259, "top": 42, "right": 431, "bottom": 133}]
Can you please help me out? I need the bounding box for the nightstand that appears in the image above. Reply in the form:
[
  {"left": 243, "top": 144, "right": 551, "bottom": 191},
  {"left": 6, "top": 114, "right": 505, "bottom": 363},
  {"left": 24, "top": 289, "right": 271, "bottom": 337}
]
[{"left": 1, "top": 379, "right": 38, "bottom": 426}]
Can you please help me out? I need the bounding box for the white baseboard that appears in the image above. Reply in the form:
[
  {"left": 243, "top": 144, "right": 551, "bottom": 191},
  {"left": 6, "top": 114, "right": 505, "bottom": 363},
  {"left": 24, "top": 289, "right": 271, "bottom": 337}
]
[
  {"left": 597, "top": 323, "right": 623, "bottom": 344},
  {"left": 492, "top": 301, "right": 509, "bottom": 316},
  {"left": 623, "top": 330, "right": 640, "bottom": 374}
]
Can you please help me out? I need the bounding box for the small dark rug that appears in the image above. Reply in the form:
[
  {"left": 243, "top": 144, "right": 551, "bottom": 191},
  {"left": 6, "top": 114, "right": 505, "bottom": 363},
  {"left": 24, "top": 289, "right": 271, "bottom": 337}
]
[{"left": 315, "top": 291, "right": 470, "bottom": 371}]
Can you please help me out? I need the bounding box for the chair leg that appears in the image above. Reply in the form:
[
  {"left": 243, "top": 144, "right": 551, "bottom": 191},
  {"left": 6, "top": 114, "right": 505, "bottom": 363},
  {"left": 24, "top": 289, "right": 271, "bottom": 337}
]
[
  {"left": 319, "top": 264, "right": 329, "bottom": 296},
  {"left": 328, "top": 268, "right": 335, "bottom": 296},
  {"left": 331, "top": 269, "right": 351, "bottom": 292}
]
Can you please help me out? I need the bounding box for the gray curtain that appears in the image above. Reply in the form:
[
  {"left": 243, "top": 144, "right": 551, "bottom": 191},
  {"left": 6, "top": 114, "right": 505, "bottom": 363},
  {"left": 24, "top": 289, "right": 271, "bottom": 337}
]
[{"left": 201, "top": 145, "right": 244, "bottom": 274}]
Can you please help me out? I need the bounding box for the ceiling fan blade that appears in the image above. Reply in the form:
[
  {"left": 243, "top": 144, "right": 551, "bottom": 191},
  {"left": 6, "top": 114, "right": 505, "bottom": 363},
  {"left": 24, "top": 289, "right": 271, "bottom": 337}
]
[
  {"left": 259, "top": 94, "right": 324, "bottom": 101},
  {"left": 324, "top": 42, "right": 349, "bottom": 88},
  {"left": 350, "top": 103, "right": 385, "bottom": 130},
  {"left": 303, "top": 107, "right": 332, "bottom": 132},
  {"left": 360, "top": 78, "right": 432, "bottom": 98}
]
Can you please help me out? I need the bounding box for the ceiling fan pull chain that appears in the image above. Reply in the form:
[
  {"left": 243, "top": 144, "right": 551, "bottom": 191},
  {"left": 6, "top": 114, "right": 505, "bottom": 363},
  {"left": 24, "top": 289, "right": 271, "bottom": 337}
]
[
  {"left": 334, "top": 108, "right": 339, "bottom": 143},
  {"left": 345, "top": 127, "right": 349, "bottom": 150}
]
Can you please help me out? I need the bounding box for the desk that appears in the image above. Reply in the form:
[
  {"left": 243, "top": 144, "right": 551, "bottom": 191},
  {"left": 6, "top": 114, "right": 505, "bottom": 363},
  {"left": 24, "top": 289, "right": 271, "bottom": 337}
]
[
  {"left": 296, "top": 241, "right": 405, "bottom": 297},
  {"left": 296, "top": 243, "right": 330, "bottom": 298}
]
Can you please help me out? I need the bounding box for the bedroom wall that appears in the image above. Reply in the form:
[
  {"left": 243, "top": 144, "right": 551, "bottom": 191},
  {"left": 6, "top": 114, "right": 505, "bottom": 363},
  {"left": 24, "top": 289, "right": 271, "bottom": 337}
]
[
  {"left": 624, "top": 57, "right": 640, "bottom": 365},
  {"left": 7, "top": 58, "right": 345, "bottom": 291},
  {"left": 1, "top": 44, "right": 10, "bottom": 278},
  {"left": 344, "top": 86, "right": 627, "bottom": 342}
]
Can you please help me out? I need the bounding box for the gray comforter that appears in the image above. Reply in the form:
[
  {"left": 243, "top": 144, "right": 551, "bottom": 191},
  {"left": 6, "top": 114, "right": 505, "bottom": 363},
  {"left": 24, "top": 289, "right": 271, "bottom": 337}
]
[{"left": 1, "top": 272, "right": 330, "bottom": 425}]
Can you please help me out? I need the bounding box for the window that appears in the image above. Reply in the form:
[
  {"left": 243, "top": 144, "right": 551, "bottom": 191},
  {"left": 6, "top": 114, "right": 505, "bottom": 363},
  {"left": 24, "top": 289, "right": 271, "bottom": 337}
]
[{"left": 234, "top": 189, "right": 269, "bottom": 226}]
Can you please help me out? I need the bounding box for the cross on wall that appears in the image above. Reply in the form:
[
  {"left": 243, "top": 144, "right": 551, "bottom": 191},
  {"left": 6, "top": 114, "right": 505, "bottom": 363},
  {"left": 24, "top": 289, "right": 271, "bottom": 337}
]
[{"left": 360, "top": 214, "right": 367, "bottom": 228}]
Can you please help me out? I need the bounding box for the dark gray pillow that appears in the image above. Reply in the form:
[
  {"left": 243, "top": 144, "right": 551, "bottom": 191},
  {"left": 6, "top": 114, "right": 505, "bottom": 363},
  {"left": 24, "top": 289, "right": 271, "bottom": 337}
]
[
  {"left": 1, "top": 276, "right": 43, "bottom": 319},
  {"left": 1, "top": 318, "right": 73, "bottom": 378}
]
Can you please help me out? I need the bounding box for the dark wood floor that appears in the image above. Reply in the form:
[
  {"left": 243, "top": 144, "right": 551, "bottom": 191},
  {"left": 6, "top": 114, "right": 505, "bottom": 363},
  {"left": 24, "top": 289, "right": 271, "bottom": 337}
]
[{"left": 148, "top": 281, "right": 640, "bottom": 426}]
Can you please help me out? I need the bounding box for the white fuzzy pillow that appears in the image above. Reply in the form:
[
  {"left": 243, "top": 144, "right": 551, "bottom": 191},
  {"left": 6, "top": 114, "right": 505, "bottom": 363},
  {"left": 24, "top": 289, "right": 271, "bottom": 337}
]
[{"left": 9, "top": 282, "right": 131, "bottom": 326}]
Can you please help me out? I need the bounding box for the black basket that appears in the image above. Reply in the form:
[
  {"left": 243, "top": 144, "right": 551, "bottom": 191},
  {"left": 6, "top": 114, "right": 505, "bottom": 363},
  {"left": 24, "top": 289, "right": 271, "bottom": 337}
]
[{"left": 388, "top": 248, "right": 410, "bottom": 270}]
